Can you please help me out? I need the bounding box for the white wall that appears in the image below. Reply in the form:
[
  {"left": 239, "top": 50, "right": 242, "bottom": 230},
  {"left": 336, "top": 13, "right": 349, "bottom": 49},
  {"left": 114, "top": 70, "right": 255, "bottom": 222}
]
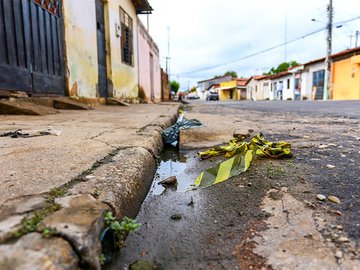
[{"left": 303, "top": 62, "right": 326, "bottom": 100}]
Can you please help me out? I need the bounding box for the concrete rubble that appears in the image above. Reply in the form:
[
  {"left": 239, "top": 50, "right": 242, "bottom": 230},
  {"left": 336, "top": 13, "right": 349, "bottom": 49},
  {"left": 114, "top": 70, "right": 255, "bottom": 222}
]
[{"left": 0, "top": 103, "right": 179, "bottom": 269}]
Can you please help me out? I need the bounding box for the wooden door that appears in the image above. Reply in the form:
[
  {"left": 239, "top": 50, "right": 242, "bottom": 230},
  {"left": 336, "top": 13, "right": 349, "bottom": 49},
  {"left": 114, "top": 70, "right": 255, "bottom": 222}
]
[{"left": 95, "top": 0, "right": 108, "bottom": 97}]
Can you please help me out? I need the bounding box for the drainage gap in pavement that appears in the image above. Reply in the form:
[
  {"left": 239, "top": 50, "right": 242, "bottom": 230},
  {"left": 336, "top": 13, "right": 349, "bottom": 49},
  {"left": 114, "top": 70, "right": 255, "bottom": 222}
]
[{"left": 150, "top": 146, "right": 187, "bottom": 195}]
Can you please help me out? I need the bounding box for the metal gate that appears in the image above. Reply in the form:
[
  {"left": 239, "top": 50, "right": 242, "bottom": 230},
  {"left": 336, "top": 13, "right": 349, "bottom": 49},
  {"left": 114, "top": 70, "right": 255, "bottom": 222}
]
[{"left": 0, "top": 0, "right": 64, "bottom": 95}]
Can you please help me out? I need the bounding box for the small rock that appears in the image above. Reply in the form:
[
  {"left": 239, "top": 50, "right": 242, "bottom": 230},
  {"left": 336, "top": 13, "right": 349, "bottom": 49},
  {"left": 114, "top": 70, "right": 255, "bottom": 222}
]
[
  {"left": 338, "top": 237, "right": 350, "bottom": 242},
  {"left": 317, "top": 194, "right": 327, "bottom": 201},
  {"left": 328, "top": 195, "right": 341, "bottom": 204},
  {"left": 334, "top": 210, "right": 342, "bottom": 216},
  {"left": 303, "top": 135, "right": 310, "bottom": 139},
  {"left": 336, "top": 225, "right": 343, "bottom": 230},
  {"left": 187, "top": 197, "right": 194, "bottom": 206},
  {"left": 159, "top": 176, "right": 177, "bottom": 186},
  {"left": 247, "top": 182, "right": 252, "bottom": 187},
  {"left": 85, "top": 175, "right": 96, "bottom": 180},
  {"left": 319, "top": 145, "right": 329, "bottom": 149},
  {"left": 326, "top": 164, "right": 336, "bottom": 169},
  {"left": 304, "top": 200, "right": 316, "bottom": 208},
  {"left": 129, "top": 260, "right": 158, "bottom": 270},
  {"left": 335, "top": 250, "right": 343, "bottom": 259},
  {"left": 340, "top": 154, "right": 346, "bottom": 158},
  {"left": 170, "top": 214, "right": 182, "bottom": 220}
]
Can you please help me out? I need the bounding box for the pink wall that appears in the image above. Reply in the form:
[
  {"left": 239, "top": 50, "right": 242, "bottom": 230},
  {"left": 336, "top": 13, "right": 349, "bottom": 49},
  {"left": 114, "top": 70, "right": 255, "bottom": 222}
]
[{"left": 137, "top": 19, "right": 161, "bottom": 102}]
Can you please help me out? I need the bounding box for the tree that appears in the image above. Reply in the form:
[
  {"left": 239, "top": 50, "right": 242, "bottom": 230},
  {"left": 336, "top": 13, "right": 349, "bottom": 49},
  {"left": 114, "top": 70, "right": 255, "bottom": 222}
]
[
  {"left": 264, "top": 61, "right": 300, "bottom": 75},
  {"left": 170, "top": 80, "right": 180, "bottom": 94},
  {"left": 224, "top": 70, "right": 238, "bottom": 78},
  {"left": 189, "top": 86, "right": 197, "bottom": 93},
  {"left": 215, "top": 71, "right": 238, "bottom": 79}
]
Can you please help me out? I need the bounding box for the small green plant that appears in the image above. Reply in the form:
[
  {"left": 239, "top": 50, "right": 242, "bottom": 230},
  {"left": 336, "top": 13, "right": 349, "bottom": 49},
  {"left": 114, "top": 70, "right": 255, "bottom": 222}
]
[
  {"left": 99, "top": 253, "right": 106, "bottom": 265},
  {"left": 13, "top": 203, "right": 61, "bottom": 238},
  {"left": 42, "top": 227, "right": 57, "bottom": 238},
  {"left": 266, "top": 164, "right": 285, "bottom": 179},
  {"left": 46, "top": 187, "right": 67, "bottom": 203},
  {"left": 103, "top": 212, "right": 141, "bottom": 248}
]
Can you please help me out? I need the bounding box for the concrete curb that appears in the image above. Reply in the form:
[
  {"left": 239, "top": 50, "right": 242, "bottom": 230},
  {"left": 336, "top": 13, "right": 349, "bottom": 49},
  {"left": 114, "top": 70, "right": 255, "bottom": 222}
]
[{"left": 0, "top": 104, "right": 180, "bottom": 270}]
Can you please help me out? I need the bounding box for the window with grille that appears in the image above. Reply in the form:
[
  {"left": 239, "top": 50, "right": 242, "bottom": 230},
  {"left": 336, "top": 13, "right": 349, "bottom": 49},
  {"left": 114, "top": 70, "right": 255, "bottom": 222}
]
[{"left": 120, "top": 7, "right": 133, "bottom": 66}]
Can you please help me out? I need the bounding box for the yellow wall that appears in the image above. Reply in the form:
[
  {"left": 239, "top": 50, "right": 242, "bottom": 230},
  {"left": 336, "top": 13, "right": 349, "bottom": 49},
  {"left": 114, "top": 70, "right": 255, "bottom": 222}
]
[
  {"left": 63, "top": 0, "right": 98, "bottom": 97},
  {"left": 332, "top": 57, "right": 360, "bottom": 100},
  {"left": 219, "top": 81, "right": 236, "bottom": 100},
  {"left": 106, "top": 0, "right": 139, "bottom": 99},
  {"left": 62, "top": 0, "right": 140, "bottom": 99}
]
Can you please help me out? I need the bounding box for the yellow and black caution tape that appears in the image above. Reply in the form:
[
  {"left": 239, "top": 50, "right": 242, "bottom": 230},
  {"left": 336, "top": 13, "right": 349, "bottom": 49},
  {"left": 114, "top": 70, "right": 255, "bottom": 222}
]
[{"left": 194, "top": 133, "right": 292, "bottom": 188}]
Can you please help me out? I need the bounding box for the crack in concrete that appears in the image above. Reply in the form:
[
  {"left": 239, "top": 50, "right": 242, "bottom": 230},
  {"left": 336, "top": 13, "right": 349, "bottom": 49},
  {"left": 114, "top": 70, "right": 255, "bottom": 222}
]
[
  {"left": 89, "top": 130, "right": 115, "bottom": 140},
  {"left": 281, "top": 197, "right": 292, "bottom": 225},
  {"left": 90, "top": 137, "right": 118, "bottom": 149}
]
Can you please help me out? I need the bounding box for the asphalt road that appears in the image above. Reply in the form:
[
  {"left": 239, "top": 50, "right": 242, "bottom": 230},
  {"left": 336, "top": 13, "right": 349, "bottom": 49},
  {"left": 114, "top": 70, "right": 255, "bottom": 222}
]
[
  {"left": 107, "top": 100, "right": 360, "bottom": 270},
  {"left": 207, "top": 100, "right": 360, "bottom": 119}
]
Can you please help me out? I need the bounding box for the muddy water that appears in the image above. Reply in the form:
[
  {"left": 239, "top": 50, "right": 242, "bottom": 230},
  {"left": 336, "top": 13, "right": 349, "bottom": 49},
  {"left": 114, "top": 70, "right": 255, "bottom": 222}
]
[
  {"left": 150, "top": 148, "right": 188, "bottom": 195},
  {"left": 105, "top": 144, "right": 267, "bottom": 270}
]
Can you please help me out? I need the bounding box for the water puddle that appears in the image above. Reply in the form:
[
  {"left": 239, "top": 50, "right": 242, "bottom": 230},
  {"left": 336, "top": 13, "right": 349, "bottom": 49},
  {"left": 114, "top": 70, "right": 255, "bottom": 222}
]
[{"left": 150, "top": 147, "right": 189, "bottom": 195}]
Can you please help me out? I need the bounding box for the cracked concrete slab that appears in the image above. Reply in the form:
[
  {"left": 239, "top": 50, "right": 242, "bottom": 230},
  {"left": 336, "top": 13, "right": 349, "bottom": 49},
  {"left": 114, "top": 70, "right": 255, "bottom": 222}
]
[
  {"left": 0, "top": 103, "right": 179, "bottom": 269},
  {"left": 0, "top": 104, "right": 179, "bottom": 205},
  {"left": 0, "top": 233, "right": 79, "bottom": 270},
  {"left": 240, "top": 189, "right": 360, "bottom": 270}
]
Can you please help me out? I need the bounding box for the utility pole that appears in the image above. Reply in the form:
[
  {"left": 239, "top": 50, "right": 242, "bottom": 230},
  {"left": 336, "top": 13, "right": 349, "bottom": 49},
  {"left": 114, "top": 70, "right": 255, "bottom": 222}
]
[
  {"left": 284, "top": 3, "right": 288, "bottom": 62},
  {"left": 324, "top": 0, "right": 333, "bottom": 100},
  {"left": 356, "top": 31, "right": 359, "bottom": 47},
  {"left": 166, "top": 26, "right": 171, "bottom": 81}
]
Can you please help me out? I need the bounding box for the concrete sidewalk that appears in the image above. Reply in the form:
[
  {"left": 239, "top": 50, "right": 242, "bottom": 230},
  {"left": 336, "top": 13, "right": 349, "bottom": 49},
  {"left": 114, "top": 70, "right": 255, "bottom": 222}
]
[{"left": 0, "top": 103, "right": 179, "bottom": 269}]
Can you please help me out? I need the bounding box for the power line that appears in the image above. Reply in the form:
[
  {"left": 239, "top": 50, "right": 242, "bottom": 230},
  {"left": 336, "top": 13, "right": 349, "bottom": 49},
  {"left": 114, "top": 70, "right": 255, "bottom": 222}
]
[
  {"left": 178, "top": 16, "right": 360, "bottom": 76},
  {"left": 178, "top": 27, "right": 326, "bottom": 75}
]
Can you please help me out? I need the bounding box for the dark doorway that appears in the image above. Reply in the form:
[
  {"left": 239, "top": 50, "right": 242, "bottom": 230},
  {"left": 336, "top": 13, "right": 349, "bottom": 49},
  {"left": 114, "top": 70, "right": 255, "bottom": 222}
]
[
  {"left": 0, "top": 0, "right": 65, "bottom": 95},
  {"left": 95, "top": 0, "right": 108, "bottom": 97}
]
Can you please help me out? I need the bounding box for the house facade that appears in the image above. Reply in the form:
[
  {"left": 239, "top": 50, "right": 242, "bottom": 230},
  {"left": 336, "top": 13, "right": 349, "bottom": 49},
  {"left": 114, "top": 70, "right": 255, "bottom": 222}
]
[
  {"left": 64, "top": 0, "right": 153, "bottom": 99},
  {"left": 331, "top": 47, "right": 360, "bottom": 100},
  {"left": 237, "top": 78, "right": 249, "bottom": 100},
  {"left": 0, "top": 0, "right": 158, "bottom": 101},
  {"left": 246, "top": 76, "right": 268, "bottom": 101},
  {"left": 218, "top": 80, "right": 237, "bottom": 100},
  {"left": 137, "top": 18, "right": 161, "bottom": 102},
  {"left": 197, "top": 75, "right": 233, "bottom": 100},
  {"left": 269, "top": 72, "right": 293, "bottom": 100}
]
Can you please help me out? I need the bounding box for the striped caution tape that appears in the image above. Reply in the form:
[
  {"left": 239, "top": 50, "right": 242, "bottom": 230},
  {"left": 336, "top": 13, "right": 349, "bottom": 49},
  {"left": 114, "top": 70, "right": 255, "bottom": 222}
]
[{"left": 195, "top": 133, "right": 292, "bottom": 188}]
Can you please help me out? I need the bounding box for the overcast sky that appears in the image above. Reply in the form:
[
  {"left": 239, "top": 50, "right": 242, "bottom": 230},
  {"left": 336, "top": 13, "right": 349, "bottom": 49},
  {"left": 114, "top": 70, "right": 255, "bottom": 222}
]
[{"left": 139, "top": 0, "right": 360, "bottom": 91}]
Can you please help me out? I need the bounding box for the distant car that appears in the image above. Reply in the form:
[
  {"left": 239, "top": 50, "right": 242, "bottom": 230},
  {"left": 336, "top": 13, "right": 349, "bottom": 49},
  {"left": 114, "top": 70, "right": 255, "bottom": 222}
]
[
  {"left": 206, "top": 91, "right": 219, "bottom": 101},
  {"left": 186, "top": 93, "right": 200, "bottom": 99}
]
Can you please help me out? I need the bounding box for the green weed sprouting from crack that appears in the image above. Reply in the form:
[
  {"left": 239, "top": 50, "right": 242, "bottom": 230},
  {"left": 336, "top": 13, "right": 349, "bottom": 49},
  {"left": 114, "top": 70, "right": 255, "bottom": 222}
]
[
  {"left": 102, "top": 212, "right": 141, "bottom": 249},
  {"left": 99, "top": 253, "right": 107, "bottom": 265},
  {"left": 46, "top": 187, "right": 67, "bottom": 203},
  {"left": 42, "top": 226, "right": 58, "bottom": 238},
  {"left": 13, "top": 203, "right": 61, "bottom": 239},
  {"left": 266, "top": 164, "right": 285, "bottom": 179}
]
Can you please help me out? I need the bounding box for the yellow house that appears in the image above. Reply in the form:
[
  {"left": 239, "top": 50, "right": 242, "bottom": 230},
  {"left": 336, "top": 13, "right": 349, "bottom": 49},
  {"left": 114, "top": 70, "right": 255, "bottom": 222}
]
[
  {"left": 218, "top": 80, "right": 237, "bottom": 100},
  {"left": 63, "top": 0, "right": 153, "bottom": 99},
  {"left": 331, "top": 47, "right": 360, "bottom": 100}
]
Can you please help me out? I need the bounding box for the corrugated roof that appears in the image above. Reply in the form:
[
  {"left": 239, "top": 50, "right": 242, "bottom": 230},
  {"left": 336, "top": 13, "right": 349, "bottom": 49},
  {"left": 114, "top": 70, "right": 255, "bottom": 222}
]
[
  {"left": 198, "top": 75, "right": 233, "bottom": 83},
  {"left": 132, "top": 0, "right": 153, "bottom": 14},
  {"left": 236, "top": 78, "right": 250, "bottom": 86},
  {"left": 268, "top": 71, "right": 291, "bottom": 79}
]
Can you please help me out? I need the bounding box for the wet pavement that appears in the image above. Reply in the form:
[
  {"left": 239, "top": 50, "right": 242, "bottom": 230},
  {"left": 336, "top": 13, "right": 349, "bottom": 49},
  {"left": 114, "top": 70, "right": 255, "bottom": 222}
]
[{"left": 107, "top": 101, "right": 360, "bottom": 270}]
